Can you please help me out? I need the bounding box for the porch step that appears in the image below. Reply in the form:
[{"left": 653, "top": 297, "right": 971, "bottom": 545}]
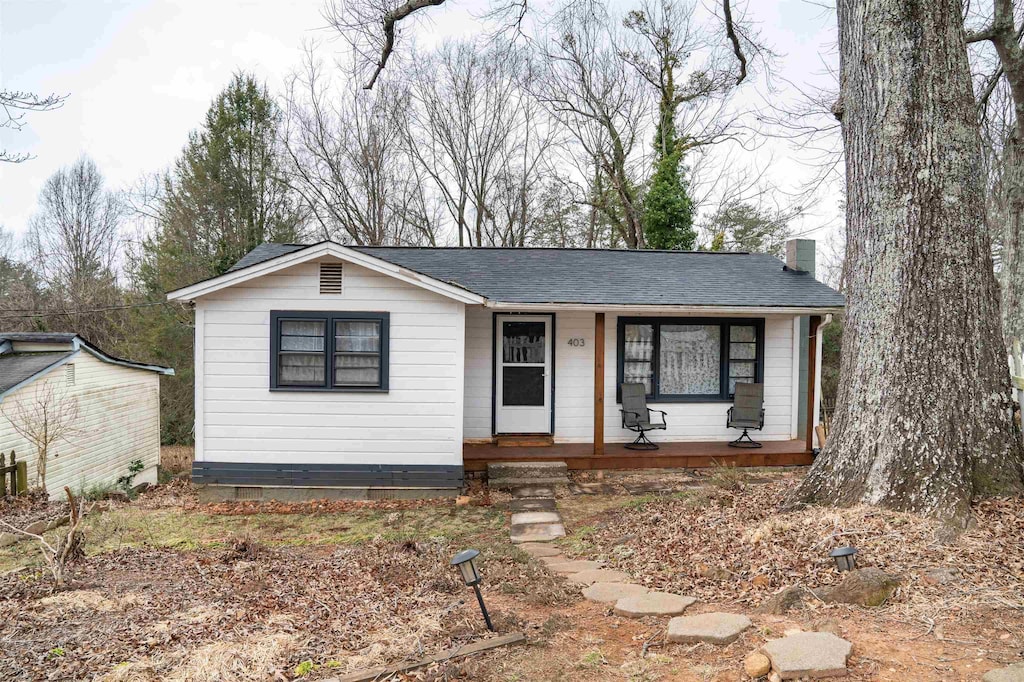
[
  {"left": 495, "top": 434, "right": 554, "bottom": 447},
  {"left": 488, "top": 461, "right": 569, "bottom": 490}
]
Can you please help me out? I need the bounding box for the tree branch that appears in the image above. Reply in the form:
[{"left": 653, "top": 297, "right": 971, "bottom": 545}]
[
  {"left": 722, "top": 0, "right": 748, "bottom": 85},
  {"left": 364, "top": 0, "right": 448, "bottom": 89}
]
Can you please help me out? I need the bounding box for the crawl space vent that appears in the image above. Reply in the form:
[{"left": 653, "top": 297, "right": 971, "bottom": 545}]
[
  {"left": 234, "top": 486, "right": 263, "bottom": 501},
  {"left": 319, "top": 262, "right": 344, "bottom": 294}
]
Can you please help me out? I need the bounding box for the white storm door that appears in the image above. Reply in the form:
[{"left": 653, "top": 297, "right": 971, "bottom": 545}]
[{"left": 495, "top": 315, "right": 552, "bottom": 434}]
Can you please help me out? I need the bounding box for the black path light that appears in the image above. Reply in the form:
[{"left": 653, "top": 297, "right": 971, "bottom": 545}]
[
  {"left": 829, "top": 546, "right": 857, "bottom": 572},
  {"left": 451, "top": 549, "right": 495, "bottom": 631}
]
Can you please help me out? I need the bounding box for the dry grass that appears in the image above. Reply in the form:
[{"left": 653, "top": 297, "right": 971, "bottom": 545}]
[
  {"left": 0, "top": 481, "right": 579, "bottom": 681},
  {"left": 160, "top": 446, "right": 193, "bottom": 475}
]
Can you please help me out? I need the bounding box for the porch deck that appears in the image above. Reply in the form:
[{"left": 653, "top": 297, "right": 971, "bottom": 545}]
[{"left": 463, "top": 439, "right": 813, "bottom": 472}]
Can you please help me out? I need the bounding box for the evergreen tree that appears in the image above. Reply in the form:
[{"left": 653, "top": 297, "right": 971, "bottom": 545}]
[
  {"left": 129, "top": 73, "right": 305, "bottom": 444},
  {"left": 635, "top": 9, "right": 696, "bottom": 250},
  {"left": 643, "top": 145, "right": 694, "bottom": 249}
]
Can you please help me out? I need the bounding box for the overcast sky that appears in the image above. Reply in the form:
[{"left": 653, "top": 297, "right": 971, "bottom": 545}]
[{"left": 0, "top": 0, "right": 841, "bottom": 255}]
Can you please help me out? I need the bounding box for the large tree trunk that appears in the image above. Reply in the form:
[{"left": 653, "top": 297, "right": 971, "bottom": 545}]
[{"left": 794, "top": 0, "right": 1024, "bottom": 521}]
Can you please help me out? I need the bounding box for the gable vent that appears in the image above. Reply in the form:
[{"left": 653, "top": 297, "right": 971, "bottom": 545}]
[
  {"left": 65, "top": 363, "right": 76, "bottom": 386},
  {"left": 319, "top": 263, "right": 344, "bottom": 294}
]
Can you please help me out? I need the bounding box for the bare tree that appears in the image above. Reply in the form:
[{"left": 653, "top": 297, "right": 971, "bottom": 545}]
[
  {"left": 23, "top": 157, "right": 125, "bottom": 345},
  {"left": 0, "top": 487, "right": 86, "bottom": 587},
  {"left": 283, "top": 51, "right": 435, "bottom": 246},
  {"left": 1, "top": 381, "right": 80, "bottom": 491},
  {"left": 323, "top": 0, "right": 750, "bottom": 91},
  {"left": 793, "top": 0, "right": 1024, "bottom": 522},
  {"left": 404, "top": 41, "right": 537, "bottom": 246},
  {"left": 966, "top": 1, "right": 1024, "bottom": 350},
  {"left": 1, "top": 90, "right": 67, "bottom": 163},
  {"left": 535, "top": 4, "right": 650, "bottom": 247}
]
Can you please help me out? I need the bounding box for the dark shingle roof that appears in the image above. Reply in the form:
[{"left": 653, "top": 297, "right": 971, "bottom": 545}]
[
  {"left": 0, "top": 352, "right": 74, "bottom": 394},
  {"left": 228, "top": 244, "right": 307, "bottom": 272},
  {"left": 225, "top": 243, "right": 845, "bottom": 308}
]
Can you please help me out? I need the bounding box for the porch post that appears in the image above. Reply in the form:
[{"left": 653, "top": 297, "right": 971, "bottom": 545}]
[
  {"left": 594, "top": 313, "right": 605, "bottom": 455},
  {"left": 806, "top": 315, "right": 822, "bottom": 451}
]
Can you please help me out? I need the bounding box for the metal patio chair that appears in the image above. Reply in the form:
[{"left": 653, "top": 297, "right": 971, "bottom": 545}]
[
  {"left": 727, "top": 382, "right": 765, "bottom": 448},
  {"left": 620, "top": 383, "right": 667, "bottom": 450}
]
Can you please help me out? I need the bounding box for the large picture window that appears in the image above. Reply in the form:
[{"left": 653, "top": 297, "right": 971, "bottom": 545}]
[
  {"left": 617, "top": 317, "right": 763, "bottom": 402},
  {"left": 271, "top": 311, "right": 389, "bottom": 391}
]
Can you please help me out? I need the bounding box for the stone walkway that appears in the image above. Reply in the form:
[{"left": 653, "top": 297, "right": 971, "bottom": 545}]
[{"left": 505, "top": 482, "right": 856, "bottom": 679}]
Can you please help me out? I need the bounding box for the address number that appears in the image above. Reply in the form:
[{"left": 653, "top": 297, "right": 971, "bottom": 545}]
[{"left": 567, "top": 338, "right": 586, "bottom": 347}]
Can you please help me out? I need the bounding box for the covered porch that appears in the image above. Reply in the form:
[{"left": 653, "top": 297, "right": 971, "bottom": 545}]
[{"left": 462, "top": 438, "right": 813, "bottom": 472}]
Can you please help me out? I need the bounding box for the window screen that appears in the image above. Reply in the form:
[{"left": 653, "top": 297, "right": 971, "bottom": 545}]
[{"left": 278, "top": 319, "right": 326, "bottom": 386}]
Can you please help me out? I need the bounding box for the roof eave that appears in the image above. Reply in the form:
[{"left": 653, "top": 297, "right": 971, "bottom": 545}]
[
  {"left": 483, "top": 301, "right": 844, "bottom": 315},
  {"left": 76, "top": 340, "right": 175, "bottom": 376}
]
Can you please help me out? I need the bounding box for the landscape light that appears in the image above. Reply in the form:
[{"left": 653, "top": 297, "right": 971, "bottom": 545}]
[
  {"left": 829, "top": 546, "right": 857, "bottom": 572},
  {"left": 450, "top": 549, "right": 494, "bottom": 631}
]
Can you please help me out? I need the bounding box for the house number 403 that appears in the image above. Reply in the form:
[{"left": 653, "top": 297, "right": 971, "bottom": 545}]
[{"left": 567, "top": 338, "right": 585, "bottom": 347}]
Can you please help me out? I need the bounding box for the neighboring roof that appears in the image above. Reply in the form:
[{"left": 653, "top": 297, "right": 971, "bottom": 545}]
[
  {"left": 0, "top": 352, "right": 74, "bottom": 395},
  {"left": 209, "top": 242, "right": 845, "bottom": 310},
  {"left": 0, "top": 332, "right": 77, "bottom": 343},
  {"left": 0, "top": 332, "right": 174, "bottom": 401}
]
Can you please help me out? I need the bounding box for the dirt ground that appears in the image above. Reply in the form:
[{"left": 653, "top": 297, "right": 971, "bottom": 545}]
[{"left": 0, "top": 461, "right": 1021, "bottom": 681}]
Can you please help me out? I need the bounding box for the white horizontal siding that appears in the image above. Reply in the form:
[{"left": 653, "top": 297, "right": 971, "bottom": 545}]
[
  {"left": 197, "top": 260, "right": 465, "bottom": 468},
  {"left": 463, "top": 306, "right": 493, "bottom": 439},
  {"left": 462, "top": 309, "right": 797, "bottom": 443},
  {"left": 0, "top": 352, "right": 161, "bottom": 498}
]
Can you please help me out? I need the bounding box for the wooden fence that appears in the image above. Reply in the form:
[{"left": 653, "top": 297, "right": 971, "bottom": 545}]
[{"left": 1, "top": 451, "right": 27, "bottom": 497}]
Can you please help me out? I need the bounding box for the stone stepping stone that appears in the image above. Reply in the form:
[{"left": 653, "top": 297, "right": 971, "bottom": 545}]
[
  {"left": 667, "top": 612, "right": 752, "bottom": 645},
  {"left": 568, "top": 482, "right": 621, "bottom": 495},
  {"left": 622, "top": 482, "right": 675, "bottom": 494},
  {"left": 760, "top": 631, "right": 852, "bottom": 679},
  {"left": 983, "top": 662, "right": 1024, "bottom": 682},
  {"left": 537, "top": 554, "right": 568, "bottom": 564},
  {"left": 510, "top": 523, "right": 565, "bottom": 544},
  {"left": 613, "top": 592, "right": 696, "bottom": 618},
  {"left": 546, "top": 560, "right": 604, "bottom": 574},
  {"left": 567, "top": 569, "right": 631, "bottom": 585},
  {"left": 511, "top": 511, "right": 562, "bottom": 525},
  {"left": 510, "top": 497, "right": 557, "bottom": 512},
  {"left": 519, "top": 543, "right": 562, "bottom": 558},
  {"left": 582, "top": 582, "right": 650, "bottom": 604},
  {"left": 511, "top": 485, "right": 555, "bottom": 499}
]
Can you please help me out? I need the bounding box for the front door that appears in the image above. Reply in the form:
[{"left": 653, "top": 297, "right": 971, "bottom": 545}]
[{"left": 495, "top": 315, "right": 552, "bottom": 434}]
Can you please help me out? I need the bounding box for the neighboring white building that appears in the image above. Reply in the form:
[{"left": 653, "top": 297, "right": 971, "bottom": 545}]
[
  {"left": 0, "top": 333, "right": 174, "bottom": 498},
  {"left": 168, "top": 240, "right": 843, "bottom": 501}
]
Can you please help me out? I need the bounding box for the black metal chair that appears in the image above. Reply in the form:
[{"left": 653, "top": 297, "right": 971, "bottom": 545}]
[
  {"left": 727, "top": 382, "right": 765, "bottom": 448},
  {"left": 620, "top": 383, "right": 667, "bottom": 450}
]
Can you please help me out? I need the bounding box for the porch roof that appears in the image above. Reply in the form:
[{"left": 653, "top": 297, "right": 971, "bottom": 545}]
[{"left": 229, "top": 243, "right": 845, "bottom": 310}]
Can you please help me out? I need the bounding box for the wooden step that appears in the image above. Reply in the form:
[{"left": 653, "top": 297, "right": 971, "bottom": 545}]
[{"left": 495, "top": 434, "right": 554, "bottom": 448}]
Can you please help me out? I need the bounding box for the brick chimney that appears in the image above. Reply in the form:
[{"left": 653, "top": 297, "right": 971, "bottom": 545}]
[{"left": 785, "top": 239, "right": 816, "bottom": 276}]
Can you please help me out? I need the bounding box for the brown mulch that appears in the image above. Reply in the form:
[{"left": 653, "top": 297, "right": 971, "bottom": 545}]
[
  {"left": 0, "top": 488, "right": 69, "bottom": 531},
  {"left": 574, "top": 479, "right": 1024, "bottom": 618}
]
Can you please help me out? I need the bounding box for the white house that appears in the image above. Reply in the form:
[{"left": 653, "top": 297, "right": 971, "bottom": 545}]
[
  {"left": 0, "top": 333, "right": 174, "bottom": 497},
  {"left": 168, "top": 240, "right": 843, "bottom": 501}
]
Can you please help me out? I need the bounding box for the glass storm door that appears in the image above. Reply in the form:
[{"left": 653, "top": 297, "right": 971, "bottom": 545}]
[{"left": 495, "top": 315, "right": 552, "bottom": 434}]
